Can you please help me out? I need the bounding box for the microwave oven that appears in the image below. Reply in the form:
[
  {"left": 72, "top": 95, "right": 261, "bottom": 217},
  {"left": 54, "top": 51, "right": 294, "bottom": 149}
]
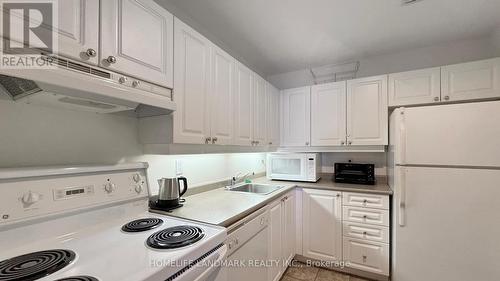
[{"left": 266, "top": 153, "right": 320, "bottom": 182}]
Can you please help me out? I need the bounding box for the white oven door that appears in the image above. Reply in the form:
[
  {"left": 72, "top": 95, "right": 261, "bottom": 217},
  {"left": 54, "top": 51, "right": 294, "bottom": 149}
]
[{"left": 267, "top": 154, "right": 307, "bottom": 181}]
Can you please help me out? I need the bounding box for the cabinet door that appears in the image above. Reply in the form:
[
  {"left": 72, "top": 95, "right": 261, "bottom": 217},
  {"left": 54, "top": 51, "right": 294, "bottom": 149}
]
[
  {"left": 172, "top": 18, "right": 211, "bottom": 144},
  {"left": 283, "top": 192, "right": 296, "bottom": 264},
  {"left": 282, "top": 87, "right": 311, "bottom": 146},
  {"left": 441, "top": 58, "right": 500, "bottom": 102},
  {"left": 234, "top": 62, "right": 254, "bottom": 146},
  {"left": 56, "top": 0, "right": 99, "bottom": 65},
  {"left": 347, "top": 75, "right": 388, "bottom": 146},
  {"left": 266, "top": 83, "right": 280, "bottom": 146},
  {"left": 100, "top": 0, "right": 173, "bottom": 87},
  {"left": 388, "top": 67, "right": 441, "bottom": 106},
  {"left": 302, "top": 189, "right": 342, "bottom": 261},
  {"left": 253, "top": 75, "right": 267, "bottom": 145},
  {"left": 211, "top": 46, "right": 234, "bottom": 145},
  {"left": 343, "top": 237, "right": 389, "bottom": 275},
  {"left": 268, "top": 199, "right": 283, "bottom": 281},
  {"left": 311, "top": 81, "right": 347, "bottom": 146}
]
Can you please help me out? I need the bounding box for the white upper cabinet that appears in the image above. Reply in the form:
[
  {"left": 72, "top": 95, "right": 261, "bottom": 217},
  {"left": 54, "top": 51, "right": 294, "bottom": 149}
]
[
  {"left": 173, "top": 18, "right": 211, "bottom": 144},
  {"left": 267, "top": 83, "right": 280, "bottom": 146},
  {"left": 388, "top": 67, "right": 441, "bottom": 106},
  {"left": 253, "top": 75, "right": 267, "bottom": 146},
  {"left": 441, "top": 58, "right": 500, "bottom": 102},
  {"left": 100, "top": 0, "right": 174, "bottom": 87},
  {"left": 302, "top": 189, "right": 342, "bottom": 262},
  {"left": 56, "top": 0, "right": 99, "bottom": 65},
  {"left": 347, "top": 75, "right": 388, "bottom": 146},
  {"left": 311, "top": 81, "right": 347, "bottom": 146},
  {"left": 210, "top": 45, "right": 235, "bottom": 145},
  {"left": 282, "top": 87, "right": 311, "bottom": 146},
  {"left": 234, "top": 62, "right": 254, "bottom": 146}
]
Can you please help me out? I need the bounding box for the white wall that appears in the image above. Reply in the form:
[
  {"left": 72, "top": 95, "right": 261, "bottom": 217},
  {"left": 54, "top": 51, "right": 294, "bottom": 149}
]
[
  {"left": 321, "top": 152, "right": 387, "bottom": 176},
  {"left": 492, "top": 27, "right": 500, "bottom": 55},
  {"left": 0, "top": 100, "right": 142, "bottom": 167},
  {"left": 268, "top": 36, "right": 498, "bottom": 89},
  {"left": 134, "top": 153, "right": 267, "bottom": 194}
]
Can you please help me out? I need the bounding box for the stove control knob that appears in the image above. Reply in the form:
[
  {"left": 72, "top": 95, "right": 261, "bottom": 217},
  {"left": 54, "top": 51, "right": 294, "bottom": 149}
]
[
  {"left": 134, "top": 184, "right": 142, "bottom": 194},
  {"left": 21, "top": 191, "right": 42, "bottom": 207},
  {"left": 132, "top": 173, "right": 142, "bottom": 183},
  {"left": 104, "top": 182, "right": 116, "bottom": 193}
]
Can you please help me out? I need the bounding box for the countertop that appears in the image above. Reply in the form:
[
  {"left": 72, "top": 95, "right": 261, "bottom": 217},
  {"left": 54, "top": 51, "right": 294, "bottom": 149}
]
[{"left": 151, "top": 174, "right": 392, "bottom": 227}]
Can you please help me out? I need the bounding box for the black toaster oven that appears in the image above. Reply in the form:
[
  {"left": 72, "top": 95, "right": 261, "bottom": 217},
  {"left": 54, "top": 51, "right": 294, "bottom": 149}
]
[{"left": 334, "top": 163, "right": 375, "bottom": 185}]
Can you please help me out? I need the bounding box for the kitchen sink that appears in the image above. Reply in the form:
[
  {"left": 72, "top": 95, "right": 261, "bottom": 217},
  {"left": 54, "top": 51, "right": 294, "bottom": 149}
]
[{"left": 227, "top": 183, "right": 285, "bottom": 195}]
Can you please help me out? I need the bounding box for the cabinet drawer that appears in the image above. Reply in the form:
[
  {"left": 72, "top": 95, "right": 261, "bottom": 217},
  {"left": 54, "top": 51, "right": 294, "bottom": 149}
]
[
  {"left": 343, "top": 237, "right": 389, "bottom": 276},
  {"left": 343, "top": 222, "right": 389, "bottom": 243},
  {"left": 342, "top": 192, "right": 389, "bottom": 210},
  {"left": 343, "top": 206, "right": 389, "bottom": 226}
]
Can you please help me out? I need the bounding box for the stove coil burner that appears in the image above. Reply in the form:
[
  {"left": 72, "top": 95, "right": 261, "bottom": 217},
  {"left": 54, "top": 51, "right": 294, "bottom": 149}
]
[
  {"left": 147, "top": 225, "right": 205, "bottom": 249},
  {"left": 0, "top": 249, "right": 75, "bottom": 281},
  {"left": 54, "top": 276, "right": 99, "bottom": 281},
  {"left": 121, "top": 218, "right": 163, "bottom": 232}
]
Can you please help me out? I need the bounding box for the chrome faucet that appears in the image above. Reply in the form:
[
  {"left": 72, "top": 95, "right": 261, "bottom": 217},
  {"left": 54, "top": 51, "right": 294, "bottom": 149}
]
[{"left": 227, "top": 172, "right": 251, "bottom": 189}]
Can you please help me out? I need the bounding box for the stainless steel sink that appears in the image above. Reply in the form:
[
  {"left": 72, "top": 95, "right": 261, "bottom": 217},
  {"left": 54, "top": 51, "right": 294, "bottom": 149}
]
[{"left": 227, "top": 183, "right": 284, "bottom": 195}]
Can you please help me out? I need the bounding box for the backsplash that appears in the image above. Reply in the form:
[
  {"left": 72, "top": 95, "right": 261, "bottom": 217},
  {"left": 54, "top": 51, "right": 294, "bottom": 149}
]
[
  {"left": 0, "top": 100, "right": 142, "bottom": 167},
  {"left": 320, "top": 152, "right": 387, "bottom": 175},
  {"left": 132, "top": 153, "right": 267, "bottom": 195}
]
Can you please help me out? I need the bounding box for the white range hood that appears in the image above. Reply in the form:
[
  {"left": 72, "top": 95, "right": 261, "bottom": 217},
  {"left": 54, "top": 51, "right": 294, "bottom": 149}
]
[{"left": 0, "top": 55, "right": 176, "bottom": 115}]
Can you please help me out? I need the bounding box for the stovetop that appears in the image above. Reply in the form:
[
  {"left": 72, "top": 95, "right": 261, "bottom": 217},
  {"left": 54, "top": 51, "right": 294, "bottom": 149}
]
[
  {"left": 0, "top": 204, "right": 225, "bottom": 281},
  {"left": 0, "top": 164, "right": 226, "bottom": 281}
]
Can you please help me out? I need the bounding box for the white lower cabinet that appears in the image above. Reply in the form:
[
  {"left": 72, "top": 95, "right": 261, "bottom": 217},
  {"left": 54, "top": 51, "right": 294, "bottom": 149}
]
[
  {"left": 302, "top": 189, "right": 342, "bottom": 261},
  {"left": 268, "top": 191, "right": 295, "bottom": 281},
  {"left": 342, "top": 192, "right": 390, "bottom": 276},
  {"left": 343, "top": 237, "right": 389, "bottom": 276}
]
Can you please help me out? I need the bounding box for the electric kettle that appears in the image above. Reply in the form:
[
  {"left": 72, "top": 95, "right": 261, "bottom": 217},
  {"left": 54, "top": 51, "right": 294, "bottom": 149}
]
[{"left": 157, "top": 176, "right": 188, "bottom": 208}]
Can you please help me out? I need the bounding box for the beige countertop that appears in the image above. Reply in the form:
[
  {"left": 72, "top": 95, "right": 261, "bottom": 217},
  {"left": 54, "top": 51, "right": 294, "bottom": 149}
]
[{"left": 151, "top": 175, "right": 392, "bottom": 227}]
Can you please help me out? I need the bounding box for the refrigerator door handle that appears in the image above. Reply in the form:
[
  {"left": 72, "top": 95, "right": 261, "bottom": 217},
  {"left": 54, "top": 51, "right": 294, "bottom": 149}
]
[
  {"left": 399, "top": 109, "right": 406, "bottom": 165},
  {"left": 399, "top": 167, "right": 406, "bottom": 227}
]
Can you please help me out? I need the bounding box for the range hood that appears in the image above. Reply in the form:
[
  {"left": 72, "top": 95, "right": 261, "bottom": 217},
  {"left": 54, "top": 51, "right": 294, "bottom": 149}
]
[{"left": 0, "top": 55, "right": 176, "bottom": 115}]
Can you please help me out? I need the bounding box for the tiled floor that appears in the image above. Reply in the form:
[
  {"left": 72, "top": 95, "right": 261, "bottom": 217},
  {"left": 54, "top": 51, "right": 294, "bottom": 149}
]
[{"left": 280, "top": 262, "right": 371, "bottom": 281}]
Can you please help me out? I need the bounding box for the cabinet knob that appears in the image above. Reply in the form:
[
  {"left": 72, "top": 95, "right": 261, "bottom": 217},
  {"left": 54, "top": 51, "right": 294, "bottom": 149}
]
[
  {"left": 363, "top": 231, "right": 367, "bottom": 235},
  {"left": 444, "top": 95, "right": 450, "bottom": 101},
  {"left": 433, "top": 97, "right": 439, "bottom": 102},
  {"left": 205, "top": 137, "right": 212, "bottom": 144},
  {"left": 118, "top": 76, "right": 127, "bottom": 84},
  {"left": 363, "top": 215, "right": 368, "bottom": 219},
  {"left": 341, "top": 141, "right": 345, "bottom": 145},
  {"left": 305, "top": 142, "right": 309, "bottom": 146},
  {"left": 269, "top": 142, "right": 273, "bottom": 145},
  {"left": 85, "top": 48, "right": 97, "bottom": 58},
  {"left": 106, "top": 56, "right": 117, "bottom": 64},
  {"left": 348, "top": 141, "right": 352, "bottom": 145},
  {"left": 212, "top": 137, "right": 218, "bottom": 144},
  {"left": 132, "top": 80, "right": 140, "bottom": 87}
]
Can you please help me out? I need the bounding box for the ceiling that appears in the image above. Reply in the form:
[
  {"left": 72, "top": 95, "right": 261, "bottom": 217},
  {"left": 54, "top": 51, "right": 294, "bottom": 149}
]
[{"left": 156, "top": 0, "right": 500, "bottom": 76}]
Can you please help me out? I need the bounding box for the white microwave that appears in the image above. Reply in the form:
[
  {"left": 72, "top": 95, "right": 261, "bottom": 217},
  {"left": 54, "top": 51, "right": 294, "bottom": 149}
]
[{"left": 266, "top": 153, "right": 320, "bottom": 182}]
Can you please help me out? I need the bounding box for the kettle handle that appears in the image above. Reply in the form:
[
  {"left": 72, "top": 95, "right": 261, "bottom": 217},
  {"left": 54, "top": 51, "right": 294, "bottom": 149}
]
[{"left": 177, "top": 177, "right": 188, "bottom": 197}]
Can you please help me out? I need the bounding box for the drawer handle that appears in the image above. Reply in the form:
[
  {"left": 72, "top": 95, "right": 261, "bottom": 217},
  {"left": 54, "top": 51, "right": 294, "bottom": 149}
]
[{"left": 362, "top": 255, "right": 367, "bottom": 263}]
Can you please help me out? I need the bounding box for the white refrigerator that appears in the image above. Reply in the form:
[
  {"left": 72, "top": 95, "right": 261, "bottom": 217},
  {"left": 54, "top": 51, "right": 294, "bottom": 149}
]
[{"left": 388, "top": 101, "right": 500, "bottom": 281}]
